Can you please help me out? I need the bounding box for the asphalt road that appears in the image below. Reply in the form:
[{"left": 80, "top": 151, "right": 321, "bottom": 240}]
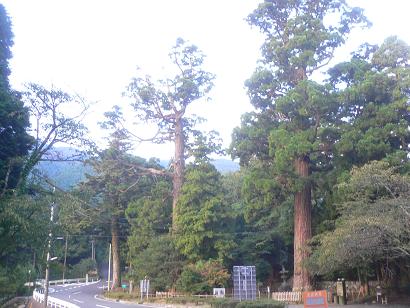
[{"left": 48, "top": 281, "right": 162, "bottom": 308}]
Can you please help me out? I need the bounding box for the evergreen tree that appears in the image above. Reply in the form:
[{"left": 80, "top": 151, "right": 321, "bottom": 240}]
[
  {"left": 175, "top": 134, "right": 234, "bottom": 262},
  {"left": 81, "top": 135, "right": 164, "bottom": 288},
  {"left": 0, "top": 4, "right": 32, "bottom": 194},
  {"left": 231, "top": 0, "right": 368, "bottom": 290},
  {"left": 124, "top": 38, "right": 215, "bottom": 231}
]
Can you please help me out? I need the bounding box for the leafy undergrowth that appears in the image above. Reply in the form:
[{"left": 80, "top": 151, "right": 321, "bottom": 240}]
[
  {"left": 209, "top": 298, "right": 285, "bottom": 308},
  {"left": 104, "top": 292, "right": 285, "bottom": 308},
  {"left": 103, "top": 291, "right": 141, "bottom": 301}
]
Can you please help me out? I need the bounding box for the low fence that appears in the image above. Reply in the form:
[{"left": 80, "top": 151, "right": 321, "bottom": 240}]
[
  {"left": 272, "top": 291, "right": 302, "bottom": 303},
  {"left": 33, "top": 289, "right": 79, "bottom": 308},
  {"left": 37, "top": 276, "right": 99, "bottom": 286},
  {"left": 155, "top": 292, "right": 217, "bottom": 299}
]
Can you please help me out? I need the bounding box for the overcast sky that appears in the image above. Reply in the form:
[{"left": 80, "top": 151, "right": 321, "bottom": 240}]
[{"left": 2, "top": 0, "right": 410, "bottom": 160}]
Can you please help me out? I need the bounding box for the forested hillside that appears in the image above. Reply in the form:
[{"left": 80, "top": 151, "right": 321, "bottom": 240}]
[
  {"left": 1, "top": 0, "right": 409, "bottom": 303},
  {"left": 36, "top": 148, "right": 239, "bottom": 190}
]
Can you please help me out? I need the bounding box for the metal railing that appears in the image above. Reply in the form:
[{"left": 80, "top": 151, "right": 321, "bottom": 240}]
[
  {"left": 37, "top": 276, "right": 99, "bottom": 286},
  {"left": 32, "top": 276, "right": 99, "bottom": 307},
  {"left": 33, "top": 289, "right": 80, "bottom": 308}
]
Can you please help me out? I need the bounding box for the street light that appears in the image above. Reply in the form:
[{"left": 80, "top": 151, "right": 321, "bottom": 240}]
[{"left": 44, "top": 192, "right": 56, "bottom": 308}]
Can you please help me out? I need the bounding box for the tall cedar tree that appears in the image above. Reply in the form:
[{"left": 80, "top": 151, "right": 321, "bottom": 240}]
[
  {"left": 125, "top": 38, "right": 214, "bottom": 231},
  {"left": 0, "top": 4, "right": 32, "bottom": 194},
  {"left": 175, "top": 134, "right": 234, "bottom": 262},
  {"left": 81, "top": 136, "right": 163, "bottom": 288},
  {"left": 231, "top": 0, "right": 368, "bottom": 290}
]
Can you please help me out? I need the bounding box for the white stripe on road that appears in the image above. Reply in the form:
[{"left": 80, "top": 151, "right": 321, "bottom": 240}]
[
  {"left": 94, "top": 294, "right": 165, "bottom": 308},
  {"left": 73, "top": 291, "right": 81, "bottom": 294},
  {"left": 73, "top": 299, "right": 84, "bottom": 303},
  {"left": 96, "top": 305, "right": 110, "bottom": 308}
]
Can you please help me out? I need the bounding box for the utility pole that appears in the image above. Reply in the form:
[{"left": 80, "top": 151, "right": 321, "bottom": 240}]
[
  {"left": 107, "top": 243, "right": 112, "bottom": 291},
  {"left": 91, "top": 238, "right": 95, "bottom": 260},
  {"left": 62, "top": 235, "right": 68, "bottom": 284},
  {"left": 43, "top": 196, "right": 55, "bottom": 308}
]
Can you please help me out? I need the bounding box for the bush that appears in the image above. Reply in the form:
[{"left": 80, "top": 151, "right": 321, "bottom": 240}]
[
  {"left": 209, "top": 298, "right": 285, "bottom": 308},
  {"left": 70, "top": 258, "right": 97, "bottom": 278},
  {"left": 176, "top": 260, "right": 230, "bottom": 294},
  {"left": 176, "top": 267, "right": 211, "bottom": 294}
]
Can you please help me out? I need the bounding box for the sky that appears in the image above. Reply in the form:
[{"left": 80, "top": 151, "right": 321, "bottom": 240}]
[{"left": 2, "top": 0, "right": 410, "bottom": 160}]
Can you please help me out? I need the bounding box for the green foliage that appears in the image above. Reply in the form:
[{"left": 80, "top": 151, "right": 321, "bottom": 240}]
[
  {"left": 0, "top": 264, "right": 33, "bottom": 297},
  {"left": 225, "top": 165, "right": 292, "bottom": 283},
  {"left": 210, "top": 298, "right": 284, "bottom": 308},
  {"left": 124, "top": 37, "right": 215, "bottom": 149},
  {"left": 70, "top": 258, "right": 97, "bottom": 278},
  {"left": 177, "top": 260, "right": 230, "bottom": 294},
  {"left": 332, "top": 36, "right": 410, "bottom": 170},
  {"left": 17, "top": 83, "right": 92, "bottom": 191},
  {"left": 0, "top": 4, "right": 33, "bottom": 194},
  {"left": 0, "top": 193, "right": 49, "bottom": 265},
  {"left": 127, "top": 180, "right": 172, "bottom": 255},
  {"left": 0, "top": 4, "right": 13, "bottom": 87},
  {"left": 309, "top": 161, "right": 410, "bottom": 276},
  {"left": 127, "top": 235, "right": 184, "bottom": 291},
  {"left": 231, "top": 0, "right": 371, "bottom": 223},
  {"left": 175, "top": 162, "right": 235, "bottom": 262},
  {"left": 177, "top": 266, "right": 210, "bottom": 294}
]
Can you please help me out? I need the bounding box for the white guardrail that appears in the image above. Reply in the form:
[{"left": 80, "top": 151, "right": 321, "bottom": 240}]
[
  {"left": 33, "top": 277, "right": 98, "bottom": 307},
  {"left": 33, "top": 289, "right": 80, "bottom": 308},
  {"left": 36, "top": 276, "right": 98, "bottom": 286}
]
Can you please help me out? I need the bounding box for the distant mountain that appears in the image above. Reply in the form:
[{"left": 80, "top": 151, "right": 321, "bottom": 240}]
[
  {"left": 36, "top": 148, "right": 239, "bottom": 190},
  {"left": 36, "top": 160, "right": 92, "bottom": 190},
  {"left": 211, "top": 159, "right": 240, "bottom": 173}
]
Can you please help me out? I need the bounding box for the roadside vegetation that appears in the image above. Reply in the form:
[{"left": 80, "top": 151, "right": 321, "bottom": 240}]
[{"left": 1, "top": 0, "right": 409, "bottom": 303}]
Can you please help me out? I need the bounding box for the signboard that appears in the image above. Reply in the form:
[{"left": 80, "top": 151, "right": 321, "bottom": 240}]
[
  {"left": 336, "top": 281, "right": 344, "bottom": 296},
  {"left": 303, "top": 290, "right": 328, "bottom": 308},
  {"left": 233, "top": 266, "right": 256, "bottom": 301},
  {"left": 140, "top": 279, "right": 150, "bottom": 300},
  {"left": 213, "top": 288, "right": 226, "bottom": 298}
]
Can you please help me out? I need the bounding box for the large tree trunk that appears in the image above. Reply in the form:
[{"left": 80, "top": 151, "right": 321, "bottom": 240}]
[
  {"left": 292, "top": 156, "right": 312, "bottom": 291},
  {"left": 172, "top": 117, "right": 185, "bottom": 232},
  {"left": 111, "top": 216, "right": 121, "bottom": 289}
]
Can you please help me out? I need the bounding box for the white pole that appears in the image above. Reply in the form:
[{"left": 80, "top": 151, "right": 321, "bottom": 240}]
[
  {"left": 43, "top": 198, "right": 55, "bottom": 308},
  {"left": 108, "top": 243, "right": 112, "bottom": 291}
]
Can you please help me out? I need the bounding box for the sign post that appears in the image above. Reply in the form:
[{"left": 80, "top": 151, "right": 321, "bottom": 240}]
[
  {"left": 336, "top": 278, "right": 347, "bottom": 305},
  {"left": 303, "top": 290, "right": 328, "bottom": 308},
  {"left": 140, "top": 278, "right": 150, "bottom": 301}
]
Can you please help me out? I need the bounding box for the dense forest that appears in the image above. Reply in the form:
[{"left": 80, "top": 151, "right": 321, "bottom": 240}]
[{"left": 1, "top": 0, "right": 409, "bottom": 302}]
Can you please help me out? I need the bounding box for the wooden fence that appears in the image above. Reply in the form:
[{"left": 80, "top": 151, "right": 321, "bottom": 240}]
[{"left": 271, "top": 291, "right": 302, "bottom": 303}]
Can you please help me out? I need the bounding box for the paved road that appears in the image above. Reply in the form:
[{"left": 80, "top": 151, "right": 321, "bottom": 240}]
[{"left": 47, "top": 281, "right": 162, "bottom": 308}]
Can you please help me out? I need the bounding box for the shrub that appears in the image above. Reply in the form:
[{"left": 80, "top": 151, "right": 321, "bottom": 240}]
[
  {"left": 176, "top": 260, "right": 230, "bottom": 294},
  {"left": 209, "top": 298, "right": 285, "bottom": 308},
  {"left": 70, "top": 258, "right": 97, "bottom": 278}
]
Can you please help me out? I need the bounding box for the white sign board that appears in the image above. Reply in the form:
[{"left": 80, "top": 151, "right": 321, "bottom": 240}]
[{"left": 213, "top": 288, "right": 226, "bottom": 298}]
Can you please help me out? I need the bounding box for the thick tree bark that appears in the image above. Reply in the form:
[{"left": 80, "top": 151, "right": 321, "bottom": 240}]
[
  {"left": 292, "top": 156, "right": 312, "bottom": 291},
  {"left": 172, "top": 117, "right": 185, "bottom": 232},
  {"left": 111, "top": 216, "right": 121, "bottom": 289}
]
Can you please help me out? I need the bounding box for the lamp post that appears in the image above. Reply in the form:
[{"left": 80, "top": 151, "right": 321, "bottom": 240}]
[
  {"left": 43, "top": 200, "right": 55, "bottom": 308},
  {"left": 60, "top": 236, "right": 68, "bottom": 284},
  {"left": 107, "top": 243, "right": 112, "bottom": 291}
]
